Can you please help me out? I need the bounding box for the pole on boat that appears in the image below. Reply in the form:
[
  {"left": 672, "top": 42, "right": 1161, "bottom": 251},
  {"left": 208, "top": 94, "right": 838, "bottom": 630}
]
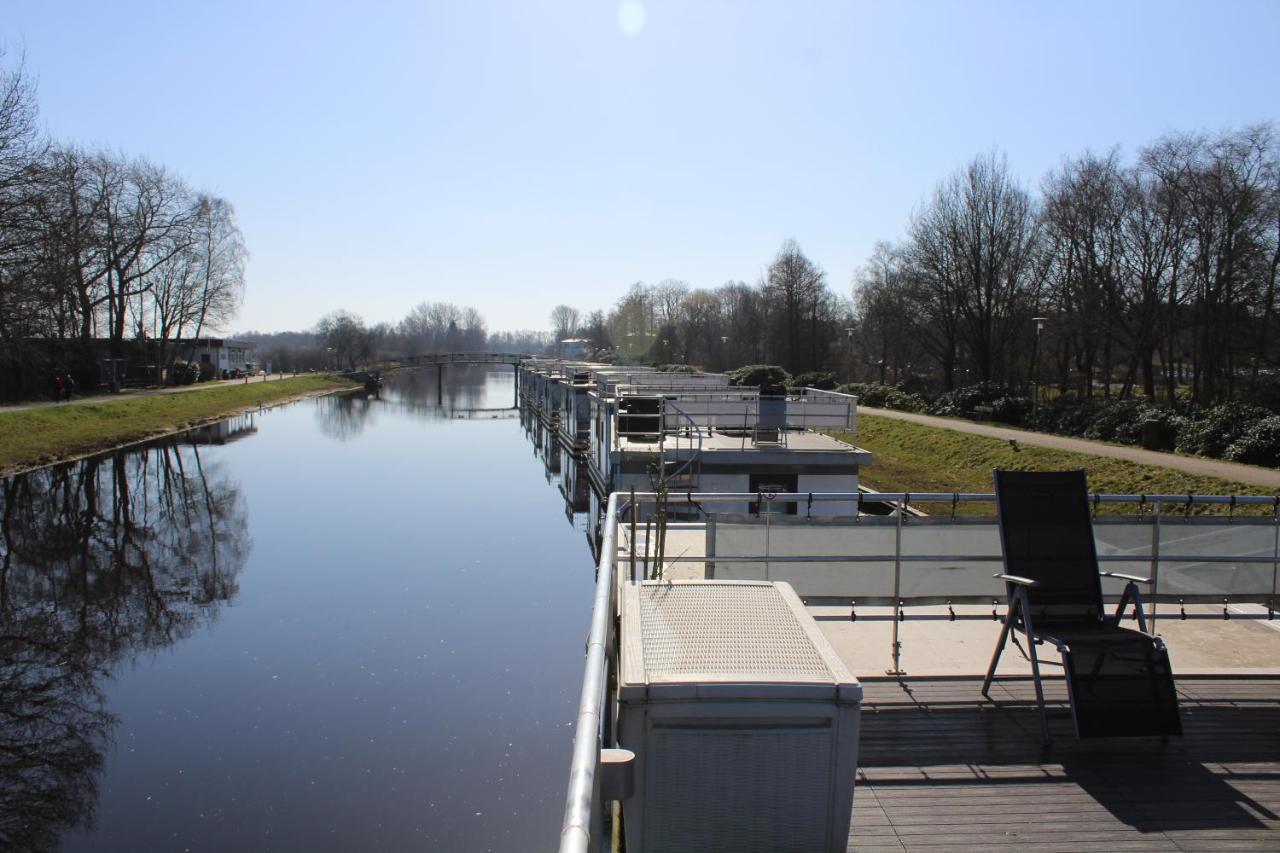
[
  {"left": 888, "top": 495, "right": 906, "bottom": 675},
  {"left": 629, "top": 486, "right": 637, "bottom": 582}
]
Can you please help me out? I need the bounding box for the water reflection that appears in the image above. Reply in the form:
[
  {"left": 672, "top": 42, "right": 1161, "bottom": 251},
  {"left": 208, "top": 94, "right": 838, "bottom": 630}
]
[
  {"left": 315, "top": 389, "right": 379, "bottom": 440},
  {"left": 317, "top": 368, "right": 518, "bottom": 441},
  {"left": 0, "top": 441, "right": 249, "bottom": 851},
  {"left": 521, "top": 404, "right": 604, "bottom": 559}
]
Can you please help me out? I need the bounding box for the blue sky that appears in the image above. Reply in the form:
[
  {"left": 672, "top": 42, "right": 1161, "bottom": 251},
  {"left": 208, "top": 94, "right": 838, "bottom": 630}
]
[{"left": 6, "top": 1, "right": 1278, "bottom": 333}]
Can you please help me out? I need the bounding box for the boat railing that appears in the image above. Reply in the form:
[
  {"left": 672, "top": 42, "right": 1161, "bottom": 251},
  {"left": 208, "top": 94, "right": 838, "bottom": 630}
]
[
  {"left": 652, "top": 393, "right": 858, "bottom": 431},
  {"left": 595, "top": 373, "right": 731, "bottom": 395},
  {"left": 560, "top": 493, "right": 620, "bottom": 853}
]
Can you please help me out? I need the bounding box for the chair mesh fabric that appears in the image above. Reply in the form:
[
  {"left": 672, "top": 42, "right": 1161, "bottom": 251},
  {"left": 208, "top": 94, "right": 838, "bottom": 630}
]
[
  {"left": 994, "top": 469, "right": 1103, "bottom": 621},
  {"left": 1037, "top": 622, "right": 1183, "bottom": 738}
]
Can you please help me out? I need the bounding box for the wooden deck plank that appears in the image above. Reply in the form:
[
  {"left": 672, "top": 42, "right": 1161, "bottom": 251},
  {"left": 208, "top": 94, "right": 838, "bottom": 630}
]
[{"left": 849, "top": 677, "right": 1280, "bottom": 852}]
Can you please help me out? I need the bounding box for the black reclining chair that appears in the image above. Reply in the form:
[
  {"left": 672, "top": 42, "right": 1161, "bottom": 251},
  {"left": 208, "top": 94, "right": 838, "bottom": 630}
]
[{"left": 983, "top": 469, "right": 1181, "bottom": 744}]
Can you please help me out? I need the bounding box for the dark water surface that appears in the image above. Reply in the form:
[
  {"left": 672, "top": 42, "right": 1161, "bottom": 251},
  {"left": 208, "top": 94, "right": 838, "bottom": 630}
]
[{"left": 0, "top": 369, "right": 595, "bottom": 852}]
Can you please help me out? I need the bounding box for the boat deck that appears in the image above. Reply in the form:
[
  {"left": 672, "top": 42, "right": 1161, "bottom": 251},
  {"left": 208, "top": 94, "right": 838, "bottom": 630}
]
[{"left": 851, "top": 676, "right": 1280, "bottom": 852}]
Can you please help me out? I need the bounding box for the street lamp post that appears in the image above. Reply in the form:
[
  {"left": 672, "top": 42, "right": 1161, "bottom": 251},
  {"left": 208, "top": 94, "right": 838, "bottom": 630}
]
[
  {"left": 1030, "top": 317, "right": 1048, "bottom": 416},
  {"left": 844, "top": 328, "right": 856, "bottom": 383}
]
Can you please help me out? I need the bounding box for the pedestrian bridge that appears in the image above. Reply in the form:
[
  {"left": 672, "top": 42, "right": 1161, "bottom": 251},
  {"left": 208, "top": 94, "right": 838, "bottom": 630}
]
[
  {"left": 400, "top": 352, "right": 532, "bottom": 406},
  {"left": 402, "top": 352, "right": 531, "bottom": 366}
]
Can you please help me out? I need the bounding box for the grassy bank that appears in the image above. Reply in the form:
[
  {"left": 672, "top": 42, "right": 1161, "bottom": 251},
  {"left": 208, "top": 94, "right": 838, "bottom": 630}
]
[
  {"left": 831, "top": 414, "right": 1275, "bottom": 515},
  {"left": 0, "top": 374, "right": 356, "bottom": 475}
]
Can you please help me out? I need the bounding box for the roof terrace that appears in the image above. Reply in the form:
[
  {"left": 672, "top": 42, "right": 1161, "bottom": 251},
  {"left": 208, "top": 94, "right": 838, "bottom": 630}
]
[{"left": 560, "top": 491, "right": 1280, "bottom": 853}]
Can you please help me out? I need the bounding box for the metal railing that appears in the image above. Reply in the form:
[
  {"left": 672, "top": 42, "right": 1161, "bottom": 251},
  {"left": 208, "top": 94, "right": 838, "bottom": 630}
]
[
  {"left": 558, "top": 488, "right": 1280, "bottom": 852},
  {"left": 560, "top": 493, "right": 620, "bottom": 853},
  {"left": 405, "top": 351, "right": 530, "bottom": 365}
]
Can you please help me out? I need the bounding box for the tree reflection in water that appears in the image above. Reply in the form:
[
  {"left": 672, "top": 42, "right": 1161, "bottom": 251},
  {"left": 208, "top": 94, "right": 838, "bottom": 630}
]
[
  {"left": 315, "top": 368, "right": 503, "bottom": 441},
  {"left": 0, "top": 438, "right": 249, "bottom": 852}
]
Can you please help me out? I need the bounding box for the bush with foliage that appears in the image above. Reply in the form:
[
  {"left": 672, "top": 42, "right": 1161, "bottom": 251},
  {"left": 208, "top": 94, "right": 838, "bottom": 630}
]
[
  {"left": 988, "top": 395, "right": 1032, "bottom": 425},
  {"left": 198, "top": 361, "right": 217, "bottom": 382},
  {"left": 1224, "top": 416, "right": 1280, "bottom": 467},
  {"left": 926, "top": 382, "right": 1029, "bottom": 423},
  {"left": 171, "top": 360, "right": 198, "bottom": 386},
  {"left": 1025, "top": 393, "right": 1106, "bottom": 435},
  {"left": 1081, "top": 398, "right": 1151, "bottom": 443},
  {"left": 1058, "top": 397, "right": 1183, "bottom": 447},
  {"left": 1176, "top": 401, "right": 1272, "bottom": 459},
  {"left": 791, "top": 371, "right": 837, "bottom": 390},
  {"left": 655, "top": 363, "right": 696, "bottom": 373},
  {"left": 836, "top": 382, "right": 926, "bottom": 412},
  {"left": 728, "top": 364, "right": 791, "bottom": 395}
]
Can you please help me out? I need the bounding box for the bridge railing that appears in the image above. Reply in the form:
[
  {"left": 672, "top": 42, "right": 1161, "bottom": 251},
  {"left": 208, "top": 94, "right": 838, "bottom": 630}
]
[{"left": 404, "top": 351, "right": 531, "bottom": 365}]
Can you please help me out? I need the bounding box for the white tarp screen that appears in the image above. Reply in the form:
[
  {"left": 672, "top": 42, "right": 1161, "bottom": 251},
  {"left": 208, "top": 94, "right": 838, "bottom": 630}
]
[{"left": 708, "top": 515, "right": 1278, "bottom": 603}]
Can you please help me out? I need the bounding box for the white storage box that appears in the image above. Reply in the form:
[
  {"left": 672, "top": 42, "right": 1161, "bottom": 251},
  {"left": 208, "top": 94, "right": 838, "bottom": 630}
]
[{"left": 618, "top": 580, "right": 862, "bottom": 853}]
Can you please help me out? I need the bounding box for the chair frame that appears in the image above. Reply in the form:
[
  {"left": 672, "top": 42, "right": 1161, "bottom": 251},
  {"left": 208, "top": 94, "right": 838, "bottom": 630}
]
[
  {"left": 981, "top": 570, "right": 1158, "bottom": 744},
  {"left": 981, "top": 469, "right": 1169, "bottom": 745}
]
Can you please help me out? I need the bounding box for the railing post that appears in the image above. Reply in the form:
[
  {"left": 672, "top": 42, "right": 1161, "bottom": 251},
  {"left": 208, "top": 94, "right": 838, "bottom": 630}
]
[
  {"left": 888, "top": 496, "right": 906, "bottom": 675},
  {"left": 1272, "top": 498, "right": 1279, "bottom": 618},
  {"left": 1150, "top": 500, "right": 1162, "bottom": 629}
]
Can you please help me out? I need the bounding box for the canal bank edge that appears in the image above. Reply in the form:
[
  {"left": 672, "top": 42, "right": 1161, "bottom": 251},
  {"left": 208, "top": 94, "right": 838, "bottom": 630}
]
[{"left": 0, "top": 374, "right": 360, "bottom": 477}]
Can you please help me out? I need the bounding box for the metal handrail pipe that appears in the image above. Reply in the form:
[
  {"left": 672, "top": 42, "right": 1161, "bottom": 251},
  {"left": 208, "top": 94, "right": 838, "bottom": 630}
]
[
  {"left": 622, "top": 491, "right": 1280, "bottom": 506},
  {"left": 660, "top": 553, "right": 1279, "bottom": 565},
  {"left": 560, "top": 492, "right": 620, "bottom": 853}
]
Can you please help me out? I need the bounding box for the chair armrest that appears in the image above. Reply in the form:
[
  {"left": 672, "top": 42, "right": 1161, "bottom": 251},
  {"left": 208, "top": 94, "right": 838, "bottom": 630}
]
[
  {"left": 994, "top": 573, "right": 1039, "bottom": 587},
  {"left": 1101, "top": 571, "right": 1152, "bottom": 584}
]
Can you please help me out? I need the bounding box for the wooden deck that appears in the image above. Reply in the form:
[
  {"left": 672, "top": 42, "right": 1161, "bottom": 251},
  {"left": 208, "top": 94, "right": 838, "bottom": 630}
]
[{"left": 850, "top": 676, "right": 1280, "bottom": 852}]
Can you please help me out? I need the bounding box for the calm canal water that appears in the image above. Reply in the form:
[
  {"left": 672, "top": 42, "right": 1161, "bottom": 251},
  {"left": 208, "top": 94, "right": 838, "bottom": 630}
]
[{"left": 0, "top": 368, "right": 597, "bottom": 852}]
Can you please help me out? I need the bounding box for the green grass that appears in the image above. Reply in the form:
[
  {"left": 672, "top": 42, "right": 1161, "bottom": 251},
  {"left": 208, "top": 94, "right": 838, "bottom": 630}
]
[
  {"left": 0, "top": 374, "right": 356, "bottom": 474},
  {"left": 831, "top": 414, "right": 1276, "bottom": 515}
]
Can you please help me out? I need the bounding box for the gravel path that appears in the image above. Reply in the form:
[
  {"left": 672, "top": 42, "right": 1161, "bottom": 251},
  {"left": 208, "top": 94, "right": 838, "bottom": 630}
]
[{"left": 859, "top": 405, "right": 1280, "bottom": 489}]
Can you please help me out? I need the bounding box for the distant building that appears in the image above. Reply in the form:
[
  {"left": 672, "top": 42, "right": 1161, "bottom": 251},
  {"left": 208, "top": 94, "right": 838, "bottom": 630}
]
[
  {"left": 183, "top": 338, "right": 258, "bottom": 373},
  {"left": 560, "top": 338, "right": 591, "bottom": 359}
]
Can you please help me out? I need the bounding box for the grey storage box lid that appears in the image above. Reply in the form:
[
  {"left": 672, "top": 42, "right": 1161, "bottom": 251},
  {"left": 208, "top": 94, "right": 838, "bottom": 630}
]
[{"left": 620, "top": 580, "right": 861, "bottom": 703}]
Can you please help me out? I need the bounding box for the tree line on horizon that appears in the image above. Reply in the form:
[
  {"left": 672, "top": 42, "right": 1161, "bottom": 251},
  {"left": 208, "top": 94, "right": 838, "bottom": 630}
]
[
  {"left": 0, "top": 52, "right": 247, "bottom": 394},
  {"left": 544, "top": 123, "right": 1278, "bottom": 410},
  {"left": 853, "top": 123, "right": 1279, "bottom": 407},
  {"left": 251, "top": 303, "right": 552, "bottom": 371},
  {"left": 547, "top": 238, "right": 852, "bottom": 376}
]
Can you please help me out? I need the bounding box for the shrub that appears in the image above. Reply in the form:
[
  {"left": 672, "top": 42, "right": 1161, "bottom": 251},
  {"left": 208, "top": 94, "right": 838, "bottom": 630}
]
[
  {"left": 926, "top": 382, "right": 1029, "bottom": 423},
  {"left": 1025, "top": 393, "right": 1105, "bottom": 436},
  {"left": 655, "top": 363, "right": 696, "bottom": 373},
  {"left": 989, "top": 395, "right": 1032, "bottom": 425},
  {"left": 836, "top": 382, "right": 926, "bottom": 412},
  {"left": 1073, "top": 398, "right": 1185, "bottom": 447},
  {"left": 198, "top": 361, "right": 217, "bottom": 382},
  {"left": 1177, "top": 402, "right": 1272, "bottom": 458},
  {"left": 1224, "top": 416, "right": 1280, "bottom": 467},
  {"left": 728, "top": 364, "right": 791, "bottom": 395},
  {"left": 791, "top": 371, "right": 837, "bottom": 391}
]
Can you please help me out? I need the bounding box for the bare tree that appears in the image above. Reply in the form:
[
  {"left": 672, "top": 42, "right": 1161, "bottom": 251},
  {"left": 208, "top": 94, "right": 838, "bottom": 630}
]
[
  {"left": 764, "top": 239, "right": 827, "bottom": 373},
  {"left": 549, "top": 304, "right": 580, "bottom": 349},
  {"left": 909, "top": 153, "right": 1041, "bottom": 385},
  {"left": 317, "top": 310, "right": 372, "bottom": 370}
]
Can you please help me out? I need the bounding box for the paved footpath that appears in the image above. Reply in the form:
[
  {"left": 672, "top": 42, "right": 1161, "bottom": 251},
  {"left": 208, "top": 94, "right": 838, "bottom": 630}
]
[
  {"left": 0, "top": 373, "right": 307, "bottom": 414},
  {"left": 859, "top": 405, "right": 1280, "bottom": 490}
]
